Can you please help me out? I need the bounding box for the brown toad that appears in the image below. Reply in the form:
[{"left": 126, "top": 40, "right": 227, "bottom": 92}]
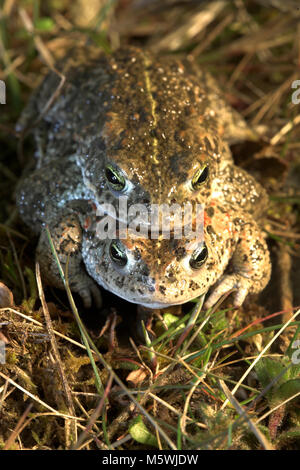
[{"left": 16, "top": 46, "right": 271, "bottom": 308}]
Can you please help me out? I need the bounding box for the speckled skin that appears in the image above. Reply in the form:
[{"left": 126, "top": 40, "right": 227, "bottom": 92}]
[
  {"left": 16, "top": 46, "right": 271, "bottom": 309},
  {"left": 81, "top": 202, "right": 271, "bottom": 309},
  {"left": 17, "top": 47, "right": 264, "bottom": 224}
]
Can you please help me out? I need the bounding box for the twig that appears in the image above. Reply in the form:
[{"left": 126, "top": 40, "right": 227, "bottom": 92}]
[
  {"left": 270, "top": 115, "right": 300, "bottom": 146},
  {"left": 73, "top": 373, "right": 113, "bottom": 450},
  {"left": 221, "top": 309, "right": 300, "bottom": 409},
  {"left": 219, "top": 379, "right": 274, "bottom": 450},
  {"left": 0, "top": 371, "right": 77, "bottom": 418},
  {"left": 3, "top": 403, "right": 33, "bottom": 450},
  {"left": 36, "top": 262, "right": 77, "bottom": 447},
  {"left": 256, "top": 391, "right": 300, "bottom": 425}
]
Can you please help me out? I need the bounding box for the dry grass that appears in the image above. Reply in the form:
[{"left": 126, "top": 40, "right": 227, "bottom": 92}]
[{"left": 0, "top": 0, "right": 300, "bottom": 450}]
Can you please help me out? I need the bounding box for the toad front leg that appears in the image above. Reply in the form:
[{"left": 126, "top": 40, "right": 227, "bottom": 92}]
[
  {"left": 37, "top": 212, "right": 102, "bottom": 309},
  {"left": 17, "top": 157, "right": 101, "bottom": 307},
  {"left": 204, "top": 218, "right": 271, "bottom": 309}
]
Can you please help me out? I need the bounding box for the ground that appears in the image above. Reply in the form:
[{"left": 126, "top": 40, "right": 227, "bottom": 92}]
[{"left": 0, "top": 0, "right": 300, "bottom": 450}]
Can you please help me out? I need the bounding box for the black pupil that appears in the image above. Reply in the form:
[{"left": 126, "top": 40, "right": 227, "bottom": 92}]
[
  {"left": 196, "top": 166, "right": 208, "bottom": 184},
  {"left": 106, "top": 168, "right": 119, "bottom": 185},
  {"left": 195, "top": 246, "right": 207, "bottom": 262},
  {"left": 190, "top": 244, "right": 208, "bottom": 269},
  {"left": 110, "top": 243, "right": 127, "bottom": 266},
  {"left": 111, "top": 245, "right": 121, "bottom": 260}
]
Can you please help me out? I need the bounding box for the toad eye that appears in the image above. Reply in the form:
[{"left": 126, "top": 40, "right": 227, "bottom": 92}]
[
  {"left": 191, "top": 164, "right": 209, "bottom": 190},
  {"left": 105, "top": 165, "right": 126, "bottom": 192},
  {"left": 189, "top": 243, "right": 208, "bottom": 270},
  {"left": 109, "top": 240, "right": 128, "bottom": 267}
]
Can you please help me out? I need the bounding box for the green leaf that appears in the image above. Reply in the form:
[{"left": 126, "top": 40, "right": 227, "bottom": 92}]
[
  {"left": 289, "top": 362, "right": 300, "bottom": 379},
  {"left": 84, "top": 30, "right": 111, "bottom": 52},
  {"left": 276, "top": 379, "right": 300, "bottom": 402},
  {"left": 31, "top": 430, "right": 42, "bottom": 445},
  {"left": 255, "top": 357, "right": 289, "bottom": 391},
  {"left": 35, "top": 18, "right": 55, "bottom": 31},
  {"left": 164, "top": 313, "right": 184, "bottom": 330},
  {"left": 129, "top": 416, "right": 158, "bottom": 448},
  {"left": 209, "top": 310, "right": 227, "bottom": 334}
]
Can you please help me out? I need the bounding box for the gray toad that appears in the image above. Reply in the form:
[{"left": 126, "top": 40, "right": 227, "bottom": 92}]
[{"left": 16, "top": 46, "right": 271, "bottom": 309}]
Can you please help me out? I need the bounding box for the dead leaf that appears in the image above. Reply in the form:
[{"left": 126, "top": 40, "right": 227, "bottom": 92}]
[{"left": 126, "top": 368, "right": 148, "bottom": 386}]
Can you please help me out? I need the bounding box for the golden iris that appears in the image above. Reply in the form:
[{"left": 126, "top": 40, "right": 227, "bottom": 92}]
[
  {"left": 105, "top": 165, "right": 126, "bottom": 192},
  {"left": 189, "top": 243, "right": 208, "bottom": 269},
  {"left": 109, "top": 241, "right": 128, "bottom": 267},
  {"left": 191, "top": 164, "right": 209, "bottom": 190}
]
